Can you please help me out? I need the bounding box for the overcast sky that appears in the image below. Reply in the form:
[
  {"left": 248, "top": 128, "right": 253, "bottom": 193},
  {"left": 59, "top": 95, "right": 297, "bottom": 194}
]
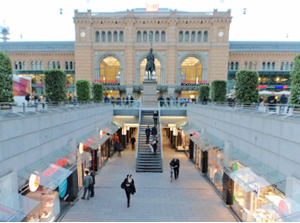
[{"left": 0, "top": 0, "right": 299, "bottom": 42}]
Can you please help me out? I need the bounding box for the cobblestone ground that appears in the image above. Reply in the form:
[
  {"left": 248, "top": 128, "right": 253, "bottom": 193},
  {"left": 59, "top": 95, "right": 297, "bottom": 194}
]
[{"left": 61, "top": 131, "right": 236, "bottom": 222}]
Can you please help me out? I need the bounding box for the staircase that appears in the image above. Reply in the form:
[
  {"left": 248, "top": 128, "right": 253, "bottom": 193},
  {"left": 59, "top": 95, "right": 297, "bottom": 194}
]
[{"left": 136, "top": 110, "right": 163, "bottom": 172}]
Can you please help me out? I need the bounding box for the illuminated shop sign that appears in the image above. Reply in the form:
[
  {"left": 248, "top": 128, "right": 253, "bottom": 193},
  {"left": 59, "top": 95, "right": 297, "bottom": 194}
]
[
  {"left": 256, "top": 85, "right": 268, "bottom": 89},
  {"left": 94, "top": 79, "right": 119, "bottom": 85},
  {"left": 29, "top": 174, "right": 40, "bottom": 192},
  {"left": 275, "top": 86, "right": 288, "bottom": 89},
  {"left": 42, "top": 157, "right": 68, "bottom": 178},
  {"left": 181, "top": 80, "right": 209, "bottom": 86},
  {"left": 36, "top": 85, "right": 71, "bottom": 87},
  {"left": 146, "top": 2, "right": 159, "bottom": 12}
]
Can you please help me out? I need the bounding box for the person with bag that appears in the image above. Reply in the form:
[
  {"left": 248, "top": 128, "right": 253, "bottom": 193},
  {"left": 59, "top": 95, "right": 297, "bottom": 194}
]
[
  {"left": 151, "top": 138, "right": 158, "bottom": 154},
  {"left": 170, "top": 156, "right": 180, "bottom": 180},
  {"left": 82, "top": 170, "right": 93, "bottom": 200},
  {"left": 89, "top": 167, "right": 95, "bottom": 197},
  {"left": 121, "top": 174, "right": 136, "bottom": 208}
]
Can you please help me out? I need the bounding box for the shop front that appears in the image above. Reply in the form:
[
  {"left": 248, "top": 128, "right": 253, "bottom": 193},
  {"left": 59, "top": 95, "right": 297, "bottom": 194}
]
[
  {"left": 218, "top": 147, "right": 288, "bottom": 222},
  {"left": 17, "top": 145, "right": 78, "bottom": 222},
  {"left": 179, "top": 123, "right": 200, "bottom": 158}
]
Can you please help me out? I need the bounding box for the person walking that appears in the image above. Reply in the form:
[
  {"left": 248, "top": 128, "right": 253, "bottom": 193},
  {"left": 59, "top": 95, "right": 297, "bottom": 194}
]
[
  {"left": 170, "top": 156, "right": 180, "bottom": 180},
  {"left": 202, "top": 95, "right": 208, "bottom": 105},
  {"left": 145, "top": 125, "right": 151, "bottom": 144},
  {"left": 151, "top": 125, "right": 157, "bottom": 141},
  {"left": 89, "top": 167, "right": 95, "bottom": 197},
  {"left": 267, "top": 92, "right": 277, "bottom": 112},
  {"left": 25, "top": 94, "right": 30, "bottom": 107},
  {"left": 40, "top": 95, "right": 46, "bottom": 109},
  {"left": 121, "top": 174, "right": 136, "bottom": 208},
  {"left": 151, "top": 138, "right": 158, "bottom": 154},
  {"left": 166, "top": 96, "right": 171, "bottom": 107},
  {"left": 228, "top": 95, "right": 235, "bottom": 107},
  {"left": 180, "top": 97, "right": 184, "bottom": 107},
  {"left": 153, "top": 111, "right": 158, "bottom": 125},
  {"left": 82, "top": 170, "right": 93, "bottom": 200},
  {"left": 280, "top": 93, "right": 288, "bottom": 113},
  {"left": 131, "top": 136, "right": 136, "bottom": 150}
]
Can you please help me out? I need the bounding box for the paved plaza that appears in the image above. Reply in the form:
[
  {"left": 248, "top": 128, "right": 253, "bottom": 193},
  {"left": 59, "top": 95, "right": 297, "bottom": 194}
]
[{"left": 61, "top": 132, "right": 236, "bottom": 222}]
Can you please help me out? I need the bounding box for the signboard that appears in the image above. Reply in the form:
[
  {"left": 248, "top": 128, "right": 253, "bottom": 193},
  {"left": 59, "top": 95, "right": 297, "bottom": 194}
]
[
  {"left": 181, "top": 80, "right": 209, "bottom": 86},
  {"left": 275, "top": 86, "right": 288, "bottom": 89},
  {"left": 42, "top": 157, "right": 68, "bottom": 178},
  {"left": 59, "top": 180, "right": 68, "bottom": 198},
  {"left": 256, "top": 85, "right": 268, "bottom": 89},
  {"left": 146, "top": 2, "right": 159, "bottom": 12},
  {"left": 94, "top": 79, "right": 119, "bottom": 85},
  {"left": 29, "top": 174, "right": 40, "bottom": 192}
]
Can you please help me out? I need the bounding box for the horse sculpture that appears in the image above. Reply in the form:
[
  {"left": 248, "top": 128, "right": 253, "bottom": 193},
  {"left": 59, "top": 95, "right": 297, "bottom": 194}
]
[{"left": 145, "top": 48, "right": 155, "bottom": 79}]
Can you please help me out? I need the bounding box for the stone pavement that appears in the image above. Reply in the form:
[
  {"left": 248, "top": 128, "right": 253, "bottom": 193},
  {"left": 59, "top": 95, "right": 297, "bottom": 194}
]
[{"left": 61, "top": 130, "right": 236, "bottom": 222}]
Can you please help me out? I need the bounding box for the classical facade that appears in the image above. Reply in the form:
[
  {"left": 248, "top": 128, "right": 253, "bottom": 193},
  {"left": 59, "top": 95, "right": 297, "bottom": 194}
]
[{"left": 0, "top": 8, "right": 300, "bottom": 98}]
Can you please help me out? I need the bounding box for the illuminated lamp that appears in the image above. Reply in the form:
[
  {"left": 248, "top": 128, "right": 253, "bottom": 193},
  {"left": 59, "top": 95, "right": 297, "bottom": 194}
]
[
  {"left": 66, "top": 85, "right": 69, "bottom": 87},
  {"left": 100, "top": 130, "right": 103, "bottom": 136},
  {"left": 29, "top": 174, "right": 40, "bottom": 192},
  {"left": 79, "top": 143, "right": 84, "bottom": 154}
]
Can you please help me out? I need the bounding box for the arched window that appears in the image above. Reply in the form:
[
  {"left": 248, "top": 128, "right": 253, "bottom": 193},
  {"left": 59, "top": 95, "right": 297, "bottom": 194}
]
[
  {"left": 149, "top": 31, "right": 153, "bottom": 42},
  {"left": 280, "top": 62, "right": 284, "bottom": 70},
  {"left": 40, "top": 61, "right": 43, "bottom": 70},
  {"left": 100, "top": 57, "right": 121, "bottom": 84},
  {"left": 285, "top": 62, "right": 289, "bottom": 71},
  {"left": 57, "top": 61, "right": 60, "bottom": 69},
  {"left": 36, "top": 61, "right": 40, "bottom": 70},
  {"left": 235, "top": 62, "right": 239, "bottom": 70},
  {"left": 230, "top": 62, "right": 234, "bottom": 70},
  {"left": 108, "top": 31, "right": 112, "bottom": 42},
  {"left": 14, "top": 62, "right": 18, "bottom": 70},
  {"left": 65, "top": 61, "right": 69, "bottom": 70},
  {"left": 19, "top": 61, "right": 22, "bottom": 70},
  {"left": 113, "top": 31, "right": 118, "bottom": 42},
  {"left": 161, "top": 31, "right": 165, "bottom": 42},
  {"left": 267, "top": 62, "right": 270, "bottom": 70},
  {"left": 191, "top": 31, "right": 195, "bottom": 42},
  {"left": 290, "top": 62, "right": 293, "bottom": 70},
  {"left": 52, "top": 61, "right": 56, "bottom": 69},
  {"left": 181, "top": 57, "right": 202, "bottom": 84},
  {"left": 143, "top": 31, "right": 147, "bottom": 42},
  {"left": 185, "top": 31, "right": 189, "bottom": 42},
  {"left": 197, "top": 31, "right": 202, "bottom": 42},
  {"left": 272, "top": 62, "right": 275, "bottom": 71},
  {"left": 249, "top": 62, "right": 252, "bottom": 70},
  {"left": 23, "top": 62, "right": 26, "bottom": 70},
  {"left": 203, "top": 31, "right": 208, "bottom": 42},
  {"left": 244, "top": 62, "right": 247, "bottom": 69},
  {"left": 253, "top": 62, "right": 257, "bottom": 70},
  {"left": 155, "top": 31, "right": 159, "bottom": 42},
  {"left": 70, "top": 62, "right": 73, "bottom": 70},
  {"left": 120, "top": 31, "right": 124, "bottom": 42},
  {"left": 48, "top": 61, "right": 52, "bottom": 69},
  {"left": 101, "top": 31, "right": 106, "bottom": 42},
  {"left": 137, "top": 31, "right": 141, "bottom": 42},
  {"left": 31, "top": 61, "right": 34, "bottom": 70},
  {"left": 95, "top": 31, "right": 100, "bottom": 42},
  {"left": 262, "top": 62, "right": 266, "bottom": 70},
  {"left": 179, "top": 31, "right": 183, "bottom": 42}
]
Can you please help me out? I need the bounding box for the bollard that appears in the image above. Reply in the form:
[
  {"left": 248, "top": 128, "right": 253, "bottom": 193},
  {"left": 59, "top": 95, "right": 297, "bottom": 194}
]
[{"left": 23, "top": 103, "right": 25, "bottom": 113}]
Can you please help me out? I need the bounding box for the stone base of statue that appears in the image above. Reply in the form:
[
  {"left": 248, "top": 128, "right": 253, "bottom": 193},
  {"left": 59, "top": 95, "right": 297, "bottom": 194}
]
[{"left": 142, "top": 78, "right": 158, "bottom": 108}]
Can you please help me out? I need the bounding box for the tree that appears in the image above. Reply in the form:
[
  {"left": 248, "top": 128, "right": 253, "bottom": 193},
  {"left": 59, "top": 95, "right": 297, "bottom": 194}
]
[
  {"left": 290, "top": 54, "right": 300, "bottom": 104},
  {"left": 92, "top": 83, "right": 103, "bottom": 102},
  {"left": 235, "top": 70, "right": 259, "bottom": 103},
  {"left": 44, "top": 69, "right": 67, "bottom": 102},
  {"left": 0, "top": 52, "right": 14, "bottom": 102},
  {"left": 198, "top": 85, "right": 210, "bottom": 101},
  {"left": 211, "top": 80, "right": 227, "bottom": 102},
  {"left": 76, "top": 80, "right": 91, "bottom": 102}
]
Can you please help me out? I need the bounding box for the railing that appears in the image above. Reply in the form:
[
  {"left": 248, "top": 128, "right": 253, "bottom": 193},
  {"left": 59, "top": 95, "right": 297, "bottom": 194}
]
[
  {"left": 158, "top": 100, "right": 193, "bottom": 110},
  {"left": 136, "top": 100, "right": 142, "bottom": 159},
  {"left": 191, "top": 102, "right": 300, "bottom": 117},
  {"left": 110, "top": 99, "right": 141, "bottom": 109},
  {"left": 158, "top": 102, "right": 163, "bottom": 171}
]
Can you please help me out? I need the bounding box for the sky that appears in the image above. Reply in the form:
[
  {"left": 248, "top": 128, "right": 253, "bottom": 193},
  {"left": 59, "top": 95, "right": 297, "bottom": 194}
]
[{"left": 0, "top": 0, "right": 299, "bottom": 42}]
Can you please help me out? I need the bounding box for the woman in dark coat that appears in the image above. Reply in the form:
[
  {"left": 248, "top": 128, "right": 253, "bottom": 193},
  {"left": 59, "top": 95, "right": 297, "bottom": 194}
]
[{"left": 121, "top": 174, "right": 136, "bottom": 207}]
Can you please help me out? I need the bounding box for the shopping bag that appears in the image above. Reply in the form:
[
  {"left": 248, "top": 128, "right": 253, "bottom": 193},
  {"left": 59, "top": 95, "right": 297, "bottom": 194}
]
[{"left": 149, "top": 145, "right": 154, "bottom": 153}]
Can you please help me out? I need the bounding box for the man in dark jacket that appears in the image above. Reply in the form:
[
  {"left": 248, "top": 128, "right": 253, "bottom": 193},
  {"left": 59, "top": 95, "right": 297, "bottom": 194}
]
[
  {"left": 267, "top": 92, "right": 277, "bottom": 111},
  {"left": 25, "top": 94, "right": 30, "bottom": 107},
  {"left": 228, "top": 96, "right": 235, "bottom": 107},
  {"left": 170, "top": 156, "right": 180, "bottom": 179},
  {"left": 131, "top": 137, "right": 136, "bottom": 150},
  {"left": 280, "top": 94, "right": 288, "bottom": 104},
  {"left": 89, "top": 167, "right": 95, "bottom": 197},
  {"left": 151, "top": 125, "right": 157, "bottom": 141},
  {"left": 166, "top": 96, "right": 171, "bottom": 107},
  {"left": 145, "top": 125, "right": 151, "bottom": 144},
  {"left": 153, "top": 111, "right": 158, "bottom": 125}
]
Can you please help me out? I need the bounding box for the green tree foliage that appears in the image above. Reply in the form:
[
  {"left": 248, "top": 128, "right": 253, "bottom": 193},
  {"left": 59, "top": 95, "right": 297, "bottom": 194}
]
[
  {"left": 92, "top": 83, "right": 103, "bottom": 102},
  {"left": 235, "top": 70, "right": 259, "bottom": 103},
  {"left": 44, "top": 69, "right": 67, "bottom": 102},
  {"left": 76, "top": 80, "right": 91, "bottom": 102},
  {"left": 290, "top": 54, "right": 300, "bottom": 104},
  {"left": 198, "top": 85, "right": 210, "bottom": 101},
  {"left": 211, "top": 80, "right": 227, "bottom": 102},
  {"left": 0, "top": 52, "right": 14, "bottom": 102}
]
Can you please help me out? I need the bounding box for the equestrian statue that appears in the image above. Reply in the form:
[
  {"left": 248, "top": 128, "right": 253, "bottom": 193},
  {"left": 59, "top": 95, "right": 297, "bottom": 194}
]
[{"left": 145, "top": 48, "right": 155, "bottom": 80}]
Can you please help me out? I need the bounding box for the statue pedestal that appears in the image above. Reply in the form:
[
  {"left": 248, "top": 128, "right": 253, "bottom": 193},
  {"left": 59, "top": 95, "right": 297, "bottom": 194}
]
[{"left": 142, "top": 79, "right": 158, "bottom": 108}]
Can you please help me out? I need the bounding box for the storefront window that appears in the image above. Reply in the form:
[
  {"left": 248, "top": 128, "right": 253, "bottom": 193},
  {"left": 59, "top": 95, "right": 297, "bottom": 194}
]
[
  {"left": 66, "top": 74, "right": 74, "bottom": 84},
  {"left": 100, "top": 57, "right": 120, "bottom": 83},
  {"left": 194, "top": 145, "right": 202, "bottom": 171},
  {"left": 36, "top": 74, "right": 44, "bottom": 84},
  {"left": 208, "top": 148, "right": 223, "bottom": 193}
]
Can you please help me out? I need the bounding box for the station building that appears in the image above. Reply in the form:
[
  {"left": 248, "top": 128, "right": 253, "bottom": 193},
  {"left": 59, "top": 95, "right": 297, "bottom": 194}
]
[{"left": 0, "top": 8, "right": 300, "bottom": 99}]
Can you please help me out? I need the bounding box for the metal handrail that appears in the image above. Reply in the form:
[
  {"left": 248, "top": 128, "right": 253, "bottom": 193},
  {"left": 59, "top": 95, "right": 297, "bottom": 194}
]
[
  {"left": 136, "top": 99, "right": 142, "bottom": 159},
  {"left": 158, "top": 101, "right": 163, "bottom": 169}
]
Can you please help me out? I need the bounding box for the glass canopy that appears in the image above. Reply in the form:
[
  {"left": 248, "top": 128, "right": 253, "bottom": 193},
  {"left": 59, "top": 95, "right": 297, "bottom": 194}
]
[
  {"left": 0, "top": 187, "right": 40, "bottom": 222},
  {"left": 76, "top": 130, "right": 110, "bottom": 150},
  {"left": 180, "top": 123, "right": 200, "bottom": 135},
  {"left": 189, "top": 131, "right": 224, "bottom": 151}
]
